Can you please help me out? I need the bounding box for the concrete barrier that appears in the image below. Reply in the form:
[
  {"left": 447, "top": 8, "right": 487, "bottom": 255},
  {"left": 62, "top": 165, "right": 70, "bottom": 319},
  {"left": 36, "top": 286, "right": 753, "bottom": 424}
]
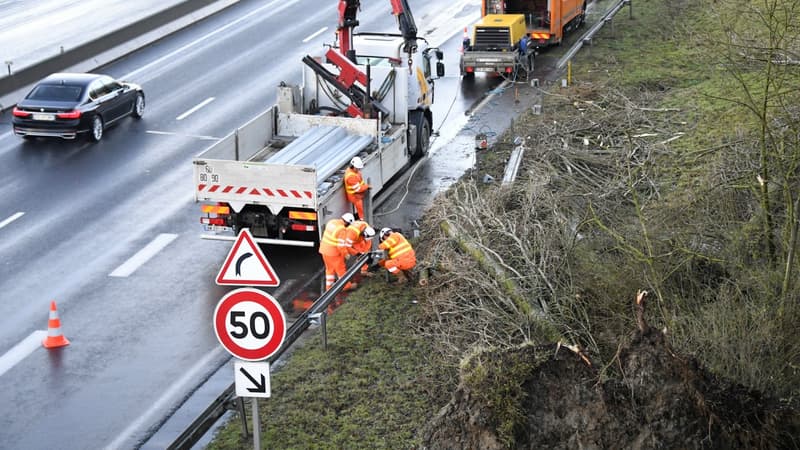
[{"left": 0, "top": 0, "right": 238, "bottom": 112}]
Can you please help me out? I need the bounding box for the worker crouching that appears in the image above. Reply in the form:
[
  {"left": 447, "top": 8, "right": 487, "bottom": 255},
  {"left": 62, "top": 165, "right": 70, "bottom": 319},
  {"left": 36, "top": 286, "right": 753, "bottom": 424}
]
[
  {"left": 377, "top": 227, "right": 416, "bottom": 284},
  {"left": 345, "top": 219, "right": 376, "bottom": 277}
]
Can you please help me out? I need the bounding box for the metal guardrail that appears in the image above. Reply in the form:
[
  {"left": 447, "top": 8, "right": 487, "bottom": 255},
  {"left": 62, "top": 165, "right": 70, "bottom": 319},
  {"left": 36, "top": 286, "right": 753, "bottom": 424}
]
[
  {"left": 166, "top": 253, "right": 371, "bottom": 450},
  {"left": 556, "top": 0, "right": 631, "bottom": 69}
]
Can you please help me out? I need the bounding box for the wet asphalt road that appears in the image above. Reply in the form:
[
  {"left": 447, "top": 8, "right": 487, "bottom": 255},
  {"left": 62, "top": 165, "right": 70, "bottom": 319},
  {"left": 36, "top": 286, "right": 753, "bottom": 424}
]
[{"left": 0, "top": 0, "right": 492, "bottom": 448}]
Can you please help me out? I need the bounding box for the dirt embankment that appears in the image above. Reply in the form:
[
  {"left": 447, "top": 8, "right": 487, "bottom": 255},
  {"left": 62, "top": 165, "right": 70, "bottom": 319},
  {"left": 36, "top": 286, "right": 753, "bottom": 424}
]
[{"left": 420, "top": 293, "right": 800, "bottom": 450}]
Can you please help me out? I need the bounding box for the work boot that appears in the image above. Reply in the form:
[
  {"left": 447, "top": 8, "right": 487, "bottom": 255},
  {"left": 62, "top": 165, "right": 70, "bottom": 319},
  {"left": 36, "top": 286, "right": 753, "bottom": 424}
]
[
  {"left": 394, "top": 271, "right": 408, "bottom": 285},
  {"left": 344, "top": 282, "right": 359, "bottom": 292}
]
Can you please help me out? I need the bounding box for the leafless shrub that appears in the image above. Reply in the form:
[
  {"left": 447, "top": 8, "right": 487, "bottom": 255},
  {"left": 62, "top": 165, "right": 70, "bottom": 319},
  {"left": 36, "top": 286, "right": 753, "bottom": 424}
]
[{"left": 415, "top": 70, "right": 799, "bottom": 399}]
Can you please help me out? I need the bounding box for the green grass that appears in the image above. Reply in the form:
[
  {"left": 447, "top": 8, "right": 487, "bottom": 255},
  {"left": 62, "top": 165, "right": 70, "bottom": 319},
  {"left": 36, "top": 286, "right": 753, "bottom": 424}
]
[{"left": 206, "top": 281, "right": 437, "bottom": 449}]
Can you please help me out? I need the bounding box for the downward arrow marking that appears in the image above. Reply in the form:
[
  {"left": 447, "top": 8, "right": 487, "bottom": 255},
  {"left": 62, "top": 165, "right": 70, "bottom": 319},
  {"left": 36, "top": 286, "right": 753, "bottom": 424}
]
[{"left": 239, "top": 366, "right": 267, "bottom": 393}]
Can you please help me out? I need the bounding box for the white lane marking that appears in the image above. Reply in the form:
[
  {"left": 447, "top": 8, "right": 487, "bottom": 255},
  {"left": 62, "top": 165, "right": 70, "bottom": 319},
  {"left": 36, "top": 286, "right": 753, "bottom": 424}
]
[
  {"left": 0, "top": 211, "right": 24, "bottom": 230},
  {"left": 104, "top": 347, "right": 227, "bottom": 450},
  {"left": 176, "top": 97, "right": 215, "bottom": 121},
  {"left": 146, "top": 130, "right": 219, "bottom": 140},
  {"left": 0, "top": 330, "right": 48, "bottom": 378},
  {"left": 123, "top": 0, "right": 298, "bottom": 80},
  {"left": 302, "top": 26, "right": 328, "bottom": 43},
  {"left": 109, "top": 233, "right": 178, "bottom": 277}
]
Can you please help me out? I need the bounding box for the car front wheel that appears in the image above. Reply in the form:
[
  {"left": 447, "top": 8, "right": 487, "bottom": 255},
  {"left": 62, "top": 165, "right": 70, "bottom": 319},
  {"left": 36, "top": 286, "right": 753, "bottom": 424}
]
[
  {"left": 89, "top": 115, "right": 104, "bottom": 142},
  {"left": 132, "top": 92, "right": 145, "bottom": 119}
]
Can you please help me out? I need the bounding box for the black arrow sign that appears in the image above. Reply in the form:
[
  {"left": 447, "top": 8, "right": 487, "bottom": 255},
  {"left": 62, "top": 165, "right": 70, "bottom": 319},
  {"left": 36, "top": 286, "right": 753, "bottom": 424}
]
[
  {"left": 239, "top": 366, "right": 267, "bottom": 393},
  {"left": 235, "top": 252, "right": 253, "bottom": 276}
]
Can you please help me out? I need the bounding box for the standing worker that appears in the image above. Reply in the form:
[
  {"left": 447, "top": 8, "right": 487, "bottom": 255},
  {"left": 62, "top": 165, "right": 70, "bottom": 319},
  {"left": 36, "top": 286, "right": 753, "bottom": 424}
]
[
  {"left": 345, "top": 220, "right": 376, "bottom": 277},
  {"left": 319, "top": 213, "right": 357, "bottom": 292},
  {"left": 518, "top": 32, "right": 529, "bottom": 57},
  {"left": 344, "top": 156, "right": 370, "bottom": 220},
  {"left": 377, "top": 227, "right": 416, "bottom": 284}
]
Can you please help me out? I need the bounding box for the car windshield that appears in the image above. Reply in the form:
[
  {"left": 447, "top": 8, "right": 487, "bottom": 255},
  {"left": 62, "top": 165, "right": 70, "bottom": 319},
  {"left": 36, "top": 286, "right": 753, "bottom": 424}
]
[{"left": 27, "top": 84, "right": 84, "bottom": 102}]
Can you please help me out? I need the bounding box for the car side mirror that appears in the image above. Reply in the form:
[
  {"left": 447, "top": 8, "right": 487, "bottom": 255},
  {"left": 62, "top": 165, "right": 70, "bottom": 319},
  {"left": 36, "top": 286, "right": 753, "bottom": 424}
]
[{"left": 436, "top": 62, "right": 445, "bottom": 78}]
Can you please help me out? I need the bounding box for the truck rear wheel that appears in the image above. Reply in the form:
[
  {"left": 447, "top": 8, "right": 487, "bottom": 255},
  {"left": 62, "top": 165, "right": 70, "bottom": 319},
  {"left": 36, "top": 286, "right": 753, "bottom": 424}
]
[{"left": 410, "top": 110, "right": 430, "bottom": 158}]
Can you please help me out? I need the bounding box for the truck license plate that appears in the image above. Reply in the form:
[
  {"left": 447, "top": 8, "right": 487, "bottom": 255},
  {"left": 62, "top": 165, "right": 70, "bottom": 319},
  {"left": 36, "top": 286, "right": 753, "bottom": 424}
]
[{"left": 204, "top": 225, "right": 232, "bottom": 233}]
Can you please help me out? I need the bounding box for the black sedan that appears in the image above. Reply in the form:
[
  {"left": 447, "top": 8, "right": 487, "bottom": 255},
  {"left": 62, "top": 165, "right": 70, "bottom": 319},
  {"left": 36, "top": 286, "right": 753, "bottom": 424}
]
[{"left": 12, "top": 72, "right": 145, "bottom": 142}]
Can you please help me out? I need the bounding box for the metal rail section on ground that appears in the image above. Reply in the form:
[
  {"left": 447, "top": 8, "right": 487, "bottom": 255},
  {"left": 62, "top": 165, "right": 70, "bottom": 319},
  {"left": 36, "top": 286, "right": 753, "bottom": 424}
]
[
  {"left": 556, "top": 0, "right": 631, "bottom": 70},
  {"left": 166, "top": 253, "right": 371, "bottom": 449}
]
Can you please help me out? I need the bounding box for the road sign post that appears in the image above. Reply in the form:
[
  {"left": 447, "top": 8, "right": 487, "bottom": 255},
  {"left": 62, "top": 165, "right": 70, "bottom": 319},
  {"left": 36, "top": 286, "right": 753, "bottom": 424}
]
[{"left": 214, "top": 288, "right": 287, "bottom": 450}]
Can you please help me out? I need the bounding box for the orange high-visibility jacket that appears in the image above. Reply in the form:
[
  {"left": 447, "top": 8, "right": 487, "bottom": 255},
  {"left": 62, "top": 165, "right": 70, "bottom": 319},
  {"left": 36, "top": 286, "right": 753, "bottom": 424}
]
[
  {"left": 379, "top": 232, "right": 416, "bottom": 263},
  {"left": 345, "top": 220, "right": 373, "bottom": 255},
  {"left": 344, "top": 167, "right": 369, "bottom": 196},
  {"left": 319, "top": 218, "right": 348, "bottom": 256}
]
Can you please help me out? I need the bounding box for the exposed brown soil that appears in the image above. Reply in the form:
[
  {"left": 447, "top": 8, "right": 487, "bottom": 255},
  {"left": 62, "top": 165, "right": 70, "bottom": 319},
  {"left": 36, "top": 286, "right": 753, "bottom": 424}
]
[{"left": 420, "top": 295, "right": 800, "bottom": 450}]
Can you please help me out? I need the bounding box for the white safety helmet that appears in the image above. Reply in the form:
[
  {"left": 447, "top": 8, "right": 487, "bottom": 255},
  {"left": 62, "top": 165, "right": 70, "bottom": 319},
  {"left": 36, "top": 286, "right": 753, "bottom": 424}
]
[
  {"left": 379, "top": 227, "right": 393, "bottom": 241},
  {"left": 350, "top": 156, "right": 364, "bottom": 169},
  {"left": 364, "top": 227, "right": 376, "bottom": 239},
  {"left": 341, "top": 212, "right": 355, "bottom": 225}
]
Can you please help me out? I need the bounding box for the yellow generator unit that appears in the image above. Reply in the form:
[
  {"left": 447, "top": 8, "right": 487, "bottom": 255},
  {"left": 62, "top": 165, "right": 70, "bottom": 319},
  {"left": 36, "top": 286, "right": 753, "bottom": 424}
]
[{"left": 471, "top": 14, "right": 527, "bottom": 52}]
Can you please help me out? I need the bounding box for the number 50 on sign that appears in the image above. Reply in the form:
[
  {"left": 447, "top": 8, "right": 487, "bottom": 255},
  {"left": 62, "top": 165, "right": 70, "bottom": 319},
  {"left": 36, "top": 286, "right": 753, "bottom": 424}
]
[{"left": 213, "top": 288, "right": 287, "bottom": 361}]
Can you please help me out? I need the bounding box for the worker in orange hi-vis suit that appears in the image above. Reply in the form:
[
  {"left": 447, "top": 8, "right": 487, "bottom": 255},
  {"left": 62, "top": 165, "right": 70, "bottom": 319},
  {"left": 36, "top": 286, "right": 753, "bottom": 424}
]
[
  {"left": 378, "top": 227, "right": 416, "bottom": 284},
  {"left": 344, "top": 220, "right": 376, "bottom": 276},
  {"left": 318, "top": 213, "right": 356, "bottom": 291},
  {"left": 344, "top": 156, "right": 370, "bottom": 220}
]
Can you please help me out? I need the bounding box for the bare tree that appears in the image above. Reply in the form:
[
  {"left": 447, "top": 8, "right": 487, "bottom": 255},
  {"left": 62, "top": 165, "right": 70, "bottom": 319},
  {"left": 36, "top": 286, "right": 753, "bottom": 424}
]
[{"left": 704, "top": 0, "right": 800, "bottom": 301}]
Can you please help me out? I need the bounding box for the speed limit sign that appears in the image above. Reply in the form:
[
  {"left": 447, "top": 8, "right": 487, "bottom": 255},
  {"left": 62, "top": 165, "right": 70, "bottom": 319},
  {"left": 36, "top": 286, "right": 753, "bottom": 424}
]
[{"left": 213, "top": 288, "right": 287, "bottom": 361}]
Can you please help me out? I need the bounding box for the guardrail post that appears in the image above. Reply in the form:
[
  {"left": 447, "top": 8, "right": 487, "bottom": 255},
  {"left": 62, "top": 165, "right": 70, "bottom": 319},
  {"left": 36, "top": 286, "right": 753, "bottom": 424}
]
[
  {"left": 237, "top": 397, "right": 249, "bottom": 439},
  {"left": 309, "top": 312, "right": 328, "bottom": 351}
]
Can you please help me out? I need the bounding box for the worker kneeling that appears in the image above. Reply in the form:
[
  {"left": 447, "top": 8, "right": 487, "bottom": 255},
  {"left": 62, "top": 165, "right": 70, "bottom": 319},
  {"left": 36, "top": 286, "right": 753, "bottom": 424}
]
[
  {"left": 319, "top": 213, "right": 357, "bottom": 292},
  {"left": 377, "top": 227, "right": 416, "bottom": 284}
]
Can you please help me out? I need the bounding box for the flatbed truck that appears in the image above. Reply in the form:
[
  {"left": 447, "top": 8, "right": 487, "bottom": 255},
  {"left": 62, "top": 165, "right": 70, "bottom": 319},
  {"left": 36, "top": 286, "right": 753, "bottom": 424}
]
[{"left": 193, "top": 2, "right": 443, "bottom": 247}]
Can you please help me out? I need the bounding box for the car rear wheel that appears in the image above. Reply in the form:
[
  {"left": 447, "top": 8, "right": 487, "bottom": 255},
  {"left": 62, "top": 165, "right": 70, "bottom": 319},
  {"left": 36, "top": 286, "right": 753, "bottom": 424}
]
[
  {"left": 132, "top": 92, "right": 145, "bottom": 119},
  {"left": 89, "top": 115, "right": 104, "bottom": 142}
]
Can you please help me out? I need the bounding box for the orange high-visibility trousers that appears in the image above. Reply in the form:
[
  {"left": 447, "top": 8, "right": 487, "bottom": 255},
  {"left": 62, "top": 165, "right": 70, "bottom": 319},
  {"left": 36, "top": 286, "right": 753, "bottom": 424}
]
[
  {"left": 379, "top": 253, "right": 416, "bottom": 275},
  {"left": 322, "top": 253, "right": 353, "bottom": 291},
  {"left": 346, "top": 193, "right": 366, "bottom": 220}
]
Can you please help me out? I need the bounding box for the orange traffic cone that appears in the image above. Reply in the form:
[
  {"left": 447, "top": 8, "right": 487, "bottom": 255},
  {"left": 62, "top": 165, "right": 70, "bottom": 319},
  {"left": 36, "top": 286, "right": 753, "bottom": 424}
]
[{"left": 42, "top": 301, "right": 70, "bottom": 349}]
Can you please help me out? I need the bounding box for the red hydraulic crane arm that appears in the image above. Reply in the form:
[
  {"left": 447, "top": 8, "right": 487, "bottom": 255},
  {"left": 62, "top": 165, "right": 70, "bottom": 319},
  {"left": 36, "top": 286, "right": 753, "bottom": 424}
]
[
  {"left": 337, "top": 0, "right": 419, "bottom": 62},
  {"left": 390, "top": 0, "right": 419, "bottom": 56},
  {"left": 337, "top": 0, "right": 360, "bottom": 61}
]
